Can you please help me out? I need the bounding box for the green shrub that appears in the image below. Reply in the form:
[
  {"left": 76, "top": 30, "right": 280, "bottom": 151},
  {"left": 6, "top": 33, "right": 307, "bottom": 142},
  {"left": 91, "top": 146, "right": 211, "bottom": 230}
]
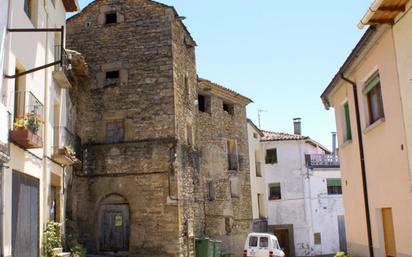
[
  {"left": 42, "top": 222, "right": 61, "bottom": 257},
  {"left": 335, "top": 252, "right": 348, "bottom": 257},
  {"left": 63, "top": 234, "right": 87, "bottom": 257}
]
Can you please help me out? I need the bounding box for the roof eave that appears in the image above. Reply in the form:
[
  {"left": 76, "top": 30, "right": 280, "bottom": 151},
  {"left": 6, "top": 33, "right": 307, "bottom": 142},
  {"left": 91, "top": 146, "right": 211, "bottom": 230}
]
[
  {"left": 320, "top": 26, "right": 377, "bottom": 109},
  {"left": 63, "top": 0, "right": 79, "bottom": 12}
]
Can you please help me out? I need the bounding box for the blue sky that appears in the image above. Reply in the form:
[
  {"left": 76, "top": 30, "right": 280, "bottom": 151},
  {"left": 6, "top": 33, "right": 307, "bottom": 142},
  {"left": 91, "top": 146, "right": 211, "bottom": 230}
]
[{"left": 74, "top": 0, "right": 372, "bottom": 149}]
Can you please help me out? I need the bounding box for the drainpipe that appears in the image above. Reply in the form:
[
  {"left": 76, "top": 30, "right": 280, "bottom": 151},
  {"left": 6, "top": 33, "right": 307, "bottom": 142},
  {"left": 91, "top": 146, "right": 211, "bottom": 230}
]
[{"left": 340, "top": 73, "right": 374, "bottom": 257}]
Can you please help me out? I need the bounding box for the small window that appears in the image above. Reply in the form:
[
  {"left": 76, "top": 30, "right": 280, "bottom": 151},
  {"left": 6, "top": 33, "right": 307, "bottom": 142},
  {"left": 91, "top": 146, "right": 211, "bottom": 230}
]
[
  {"left": 342, "top": 102, "right": 352, "bottom": 141},
  {"left": 106, "top": 70, "right": 119, "bottom": 79},
  {"left": 223, "top": 102, "right": 234, "bottom": 115},
  {"left": 198, "top": 94, "right": 211, "bottom": 113},
  {"left": 259, "top": 237, "right": 269, "bottom": 248},
  {"left": 269, "top": 183, "right": 281, "bottom": 200},
  {"left": 253, "top": 133, "right": 258, "bottom": 139},
  {"left": 314, "top": 232, "right": 321, "bottom": 245},
  {"left": 265, "top": 148, "right": 277, "bottom": 164},
  {"left": 249, "top": 236, "right": 258, "bottom": 247},
  {"left": 105, "top": 12, "right": 117, "bottom": 24},
  {"left": 327, "top": 179, "right": 342, "bottom": 195},
  {"left": 363, "top": 72, "right": 384, "bottom": 125},
  {"left": 227, "top": 140, "right": 238, "bottom": 171},
  {"left": 24, "top": 0, "right": 32, "bottom": 19},
  {"left": 206, "top": 181, "right": 214, "bottom": 201},
  {"left": 106, "top": 121, "right": 124, "bottom": 143}
]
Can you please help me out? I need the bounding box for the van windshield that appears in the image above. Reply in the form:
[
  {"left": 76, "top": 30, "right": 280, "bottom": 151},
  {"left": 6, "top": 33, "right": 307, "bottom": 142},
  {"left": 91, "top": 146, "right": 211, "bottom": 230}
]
[
  {"left": 259, "top": 237, "right": 269, "bottom": 248},
  {"left": 249, "top": 236, "right": 258, "bottom": 247}
]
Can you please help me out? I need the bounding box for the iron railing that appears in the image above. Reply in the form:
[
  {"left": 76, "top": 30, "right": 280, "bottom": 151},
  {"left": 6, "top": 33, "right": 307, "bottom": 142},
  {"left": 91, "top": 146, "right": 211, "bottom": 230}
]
[
  {"left": 52, "top": 126, "right": 81, "bottom": 159},
  {"left": 54, "top": 45, "right": 72, "bottom": 77},
  {"left": 305, "top": 154, "right": 340, "bottom": 168},
  {"left": 13, "top": 91, "right": 43, "bottom": 137}
]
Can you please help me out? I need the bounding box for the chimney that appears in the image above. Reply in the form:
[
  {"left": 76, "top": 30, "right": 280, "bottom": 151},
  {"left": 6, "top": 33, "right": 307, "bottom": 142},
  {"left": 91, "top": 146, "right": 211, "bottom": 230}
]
[
  {"left": 332, "top": 132, "right": 337, "bottom": 155},
  {"left": 293, "top": 118, "right": 301, "bottom": 135}
]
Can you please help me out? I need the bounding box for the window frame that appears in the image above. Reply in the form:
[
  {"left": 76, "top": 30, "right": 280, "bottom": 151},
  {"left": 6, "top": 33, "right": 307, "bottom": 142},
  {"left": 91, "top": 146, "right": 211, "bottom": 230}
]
[
  {"left": 268, "top": 182, "right": 281, "bottom": 200},
  {"left": 326, "top": 178, "right": 342, "bottom": 195},
  {"left": 363, "top": 72, "right": 384, "bottom": 126},
  {"left": 265, "top": 148, "right": 278, "bottom": 164}
]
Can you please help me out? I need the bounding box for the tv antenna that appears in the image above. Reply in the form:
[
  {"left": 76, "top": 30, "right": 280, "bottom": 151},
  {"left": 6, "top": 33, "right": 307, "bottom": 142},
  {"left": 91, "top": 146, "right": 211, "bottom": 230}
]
[{"left": 258, "top": 109, "right": 268, "bottom": 128}]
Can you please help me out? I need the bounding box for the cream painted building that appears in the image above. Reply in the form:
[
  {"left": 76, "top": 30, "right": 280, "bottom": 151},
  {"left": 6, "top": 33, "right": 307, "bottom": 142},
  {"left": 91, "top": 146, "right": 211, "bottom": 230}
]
[
  {"left": 0, "top": 0, "right": 81, "bottom": 256},
  {"left": 321, "top": 2, "right": 412, "bottom": 256},
  {"left": 247, "top": 119, "right": 268, "bottom": 232}
]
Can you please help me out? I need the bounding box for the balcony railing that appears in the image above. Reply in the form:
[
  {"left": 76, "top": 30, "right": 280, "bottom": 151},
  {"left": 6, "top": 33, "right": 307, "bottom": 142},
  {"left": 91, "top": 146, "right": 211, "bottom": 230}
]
[
  {"left": 255, "top": 161, "right": 262, "bottom": 177},
  {"left": 53, "top": 45, "right": 73, "bottom": 89},
  {"left": 51, "top": 126, "right": 80, "bottom": 166},
  {"left": 305, "top": 154, "right": 340, "bottom": 169},
  {"left": 227, "top": 153, "right": 239, "bottom": 171},
  {"left": 10, "top": 91, "right": 43, "bottom": 149}
]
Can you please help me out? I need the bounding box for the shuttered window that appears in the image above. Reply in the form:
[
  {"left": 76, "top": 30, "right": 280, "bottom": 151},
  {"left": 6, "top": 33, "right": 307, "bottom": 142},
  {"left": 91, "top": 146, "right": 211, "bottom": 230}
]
[
  {"left": 327, "top": 178, "right": 342, "bottom": 195},
  {"left": 265, "top": 148, "right": 277, "bottom": 164},
  {"left": 363, "top": 72, "right": 384, "bottom": 125},
  {"left": 343, "top": 102, "right": 352, "bottom": 141}
]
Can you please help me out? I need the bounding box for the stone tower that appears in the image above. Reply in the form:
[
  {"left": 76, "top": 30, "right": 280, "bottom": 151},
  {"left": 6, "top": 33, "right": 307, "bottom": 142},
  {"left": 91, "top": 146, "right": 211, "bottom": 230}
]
[{"left": 65, "top": 0, "right": 198, "bottom": 256}]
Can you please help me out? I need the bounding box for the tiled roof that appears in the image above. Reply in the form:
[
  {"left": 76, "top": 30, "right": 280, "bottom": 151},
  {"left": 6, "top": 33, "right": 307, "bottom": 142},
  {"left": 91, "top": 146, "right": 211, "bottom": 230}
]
[{"left": 261, "top": 130, "right": 309, "bottom": 142}]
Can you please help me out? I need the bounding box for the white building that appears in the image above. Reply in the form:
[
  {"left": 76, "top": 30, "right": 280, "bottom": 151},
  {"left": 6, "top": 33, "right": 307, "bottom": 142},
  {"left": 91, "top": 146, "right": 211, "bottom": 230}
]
[
  {"left": 247, "top": 119, "right": 268, "bottom": 232},
  {"left": 0, "top": 0, "right": 82, "bottom": 256},
  {"left": 249, "top": 118, "right": 346, "bottom": 257}
]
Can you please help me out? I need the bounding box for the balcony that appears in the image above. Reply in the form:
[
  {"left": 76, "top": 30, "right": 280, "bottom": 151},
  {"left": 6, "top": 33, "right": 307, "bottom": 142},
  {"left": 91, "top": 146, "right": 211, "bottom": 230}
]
[
  {"left": 10, "top": 91, "right": 43, "bottom": 149},
  {"left": 305, "top": 154, "right": 340, "bottom": 169},
  {"left": 0, "top": 105, "right": 11, "bottom": 162},
  {"left": 53, "top": 45, "right": 73, "bottom": 89},
  {"left": 51, "top": 126, "right": 80, "bottom": 166},
  {"left": 227, "top": 153, "right": 239, "bottom": 171}
]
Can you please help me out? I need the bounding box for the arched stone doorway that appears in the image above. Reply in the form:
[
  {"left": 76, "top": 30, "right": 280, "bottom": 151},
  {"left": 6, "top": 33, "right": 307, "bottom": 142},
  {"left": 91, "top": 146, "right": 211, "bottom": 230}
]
[{"left": 98, "top": 194, "right": 130, "bottom": 253}]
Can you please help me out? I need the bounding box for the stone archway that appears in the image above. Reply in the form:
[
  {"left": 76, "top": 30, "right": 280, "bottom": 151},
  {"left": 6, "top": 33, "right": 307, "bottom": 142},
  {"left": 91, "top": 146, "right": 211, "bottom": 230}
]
[{"left": 98, "top": 194, "right": 130, "bottom": 253}]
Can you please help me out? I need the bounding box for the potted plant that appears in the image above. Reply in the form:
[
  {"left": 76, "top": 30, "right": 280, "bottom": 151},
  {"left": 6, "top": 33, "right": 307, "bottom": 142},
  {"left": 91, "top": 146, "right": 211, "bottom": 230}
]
[{"left": 11, "top": 111, "right": 43, "bottom": 148}]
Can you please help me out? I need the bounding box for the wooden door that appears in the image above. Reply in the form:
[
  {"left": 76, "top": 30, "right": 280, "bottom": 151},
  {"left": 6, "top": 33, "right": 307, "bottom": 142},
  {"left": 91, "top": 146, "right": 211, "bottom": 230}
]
[
  {"left": 12, "top": 171, "right": 39, "bottom": 257},
  {"left": 382, "top": 208, "right": 396, "bottom": 257},
  {"left": 99, "top": 204, "right": 129, "bottom": 252},
  {"left": 274, "top": 229, "right": 290, "bottom": 257}
]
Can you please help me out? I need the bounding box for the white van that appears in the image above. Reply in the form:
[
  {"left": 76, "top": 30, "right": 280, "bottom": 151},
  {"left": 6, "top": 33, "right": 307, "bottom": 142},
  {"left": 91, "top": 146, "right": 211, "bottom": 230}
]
[{"left": 243, "top": 233, "right": 285, "bottom": 257}]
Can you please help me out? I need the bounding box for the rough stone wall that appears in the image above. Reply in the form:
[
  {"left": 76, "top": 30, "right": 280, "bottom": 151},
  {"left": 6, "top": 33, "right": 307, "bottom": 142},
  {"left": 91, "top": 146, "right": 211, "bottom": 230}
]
[
  {"left": 66, "top": 0, "right": 197, "bottom": 256},
  {"left": 195, "top": 80, "right": 253, "bottom": 256},
  {"left": 171, "top": 15, "right": 198, "bottom": 257}
]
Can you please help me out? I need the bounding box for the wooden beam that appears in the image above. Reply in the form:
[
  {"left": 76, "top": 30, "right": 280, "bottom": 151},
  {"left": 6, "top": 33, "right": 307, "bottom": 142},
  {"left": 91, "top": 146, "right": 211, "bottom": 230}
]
[
  {"left": 378, "top": 5, "right": 406, "bottom": 12},
  {"left": 369, "top": 18, "right": 394, "bottom": 24}
]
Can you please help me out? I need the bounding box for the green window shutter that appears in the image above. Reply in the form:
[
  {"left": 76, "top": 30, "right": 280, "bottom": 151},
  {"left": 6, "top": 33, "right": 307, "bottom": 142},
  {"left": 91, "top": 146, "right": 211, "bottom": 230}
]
[
  {"left": 327, "top": 179, "right": 341, "bottom": 187},
  {"left": 269, "top": 182, "right": 280, "bottom": 188},
  {"left": 344, "top": 103, "right": 352, "bottom": 140},
  {"left": 362, "top": 73, "right": 380, "bottom": 94}
]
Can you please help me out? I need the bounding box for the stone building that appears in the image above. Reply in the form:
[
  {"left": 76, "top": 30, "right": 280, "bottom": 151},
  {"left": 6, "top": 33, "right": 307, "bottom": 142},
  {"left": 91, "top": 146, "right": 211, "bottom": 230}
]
[
  {"left": 195, "top": 78, "right": 253, "bottom": 255},
  {"left": 65, "top": 0, "right": 199, "bottom": 256}
]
